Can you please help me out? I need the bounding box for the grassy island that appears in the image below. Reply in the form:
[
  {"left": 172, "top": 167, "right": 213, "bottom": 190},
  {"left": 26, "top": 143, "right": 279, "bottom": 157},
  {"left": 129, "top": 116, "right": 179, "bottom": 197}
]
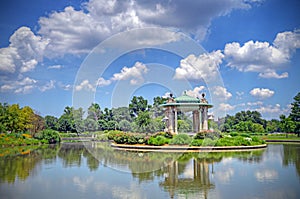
[{"left": 106, "top": 130, "right": 266, "bottom": 147}]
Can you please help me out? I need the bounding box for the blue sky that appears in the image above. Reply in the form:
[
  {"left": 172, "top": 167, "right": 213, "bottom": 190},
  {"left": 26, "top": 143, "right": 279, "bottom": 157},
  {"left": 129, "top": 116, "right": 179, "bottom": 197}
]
[{"left": 0, "top": 0, "right": 299, "bottom": 119}]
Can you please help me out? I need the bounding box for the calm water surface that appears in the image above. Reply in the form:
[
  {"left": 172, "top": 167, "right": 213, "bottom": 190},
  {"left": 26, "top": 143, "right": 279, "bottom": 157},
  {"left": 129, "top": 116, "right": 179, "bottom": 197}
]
[{"left": 0, "top": 143, "right": 299, "bottom": 199}]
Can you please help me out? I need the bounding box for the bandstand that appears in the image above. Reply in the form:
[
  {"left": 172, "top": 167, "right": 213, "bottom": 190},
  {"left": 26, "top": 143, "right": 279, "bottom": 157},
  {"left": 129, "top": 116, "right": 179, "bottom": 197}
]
[{"left": 160, "top": 92, "right": 213, "bottom": 134}]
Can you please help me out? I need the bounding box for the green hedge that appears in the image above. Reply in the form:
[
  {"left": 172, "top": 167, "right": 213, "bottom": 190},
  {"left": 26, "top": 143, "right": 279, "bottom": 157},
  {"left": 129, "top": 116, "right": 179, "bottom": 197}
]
[
  {"left": 148, "top": 136, "right": 169, "bottom": 146},
  {"left": 169, "top": 134, "right": 192, "bottom": 145},
  {"left": 34, "top": 129, "right": 60, "bottom": 144}
]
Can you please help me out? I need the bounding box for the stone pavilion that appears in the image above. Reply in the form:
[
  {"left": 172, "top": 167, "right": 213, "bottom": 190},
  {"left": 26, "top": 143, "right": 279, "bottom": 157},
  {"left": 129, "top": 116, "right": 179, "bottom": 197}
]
[{"left": 160, "top": 92, "right": 213, "bottom": 134}]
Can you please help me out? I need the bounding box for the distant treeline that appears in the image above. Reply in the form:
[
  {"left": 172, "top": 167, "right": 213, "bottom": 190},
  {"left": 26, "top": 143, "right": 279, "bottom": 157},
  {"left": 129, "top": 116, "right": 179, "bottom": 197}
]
[{"left": 1, "top": 92, "right": 299, "bottom": 136}]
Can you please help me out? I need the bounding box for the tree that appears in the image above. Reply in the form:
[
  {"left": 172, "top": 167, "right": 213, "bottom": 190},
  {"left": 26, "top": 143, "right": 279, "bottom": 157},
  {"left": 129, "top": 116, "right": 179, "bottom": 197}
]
[
  {"left": 30, "top": 114, "right": 45, "bottom": 134},
  {"left": 129, "top": 96, "right": 149, "bottom": 117},
  {"left": 87, "top": 103, "right": 102, "bottom": 121},
  {"left": 280, "top": 115, "right": 296, "bottom": 134},
  {"left": 252, "top": 123, "right": 265, "bottom": 134},
  {"left": 57, "top": 106, "right": 84, "bottom": 133},
  {"left": 178, "top": 119, "right": 191, "bottom": 133},
  {"left": 134, "top": 111, "right": 151, "bottom": 132},
  {"left": 266, "top": 119, "right": 280, "bottom": 133},
  {"left": 289, "top": 92, "right": 300, "bottom": 136},
  {"left": 98, "top": 119, "right": 108, "bottom": 131},
  {"left": 118, "top": 119, "right": 132, "bottom": 132},
  {"left": 45, "top": 115, "right": 58, "bottom": 130},
  {"left": 103, "top": 108, "right": 113, "bottom": 121},
  {"left": 84, "top": 118, "right": 98, "bottom": 132},
  {"left": 151, "top": 96, "right": 165, "bottom": 117},
  {"left": 112, "top": 107, "right": 132, "bottom": 122}
]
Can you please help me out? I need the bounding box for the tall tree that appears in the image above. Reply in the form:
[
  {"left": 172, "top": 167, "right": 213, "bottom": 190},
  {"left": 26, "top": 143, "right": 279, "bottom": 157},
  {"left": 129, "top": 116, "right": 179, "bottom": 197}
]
[
  {"left": 45, "top": 115, "right": 58, "bottom": 130},
  {"left": 151, "top": 96, "right": 165, "bottom": 117},
  {"left": 112, "top": 107, "right": 132, "bottom": 122},
  {"left": 289, "top": 92, "right": 300, "bottom": 136},
  {"left": 87, "top": 103, "right": 102, "bottom": 121},
  {"left": 280, "top": 115, "right": 296, "bottom": 134},
  {"left": 129, "top": 96, "right": 149, "bottom": 117}
]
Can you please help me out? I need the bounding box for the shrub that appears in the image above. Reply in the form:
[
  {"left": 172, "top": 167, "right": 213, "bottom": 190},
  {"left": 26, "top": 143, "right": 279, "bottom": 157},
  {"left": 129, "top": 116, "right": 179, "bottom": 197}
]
[
  {"left": 107, "top": 130, "right": 123, "bottom": 140},
  {"left": 202, "top": 138, "right": 217, "bottom": 146},
  {"left": 111, "top": 132, "right": 147, "bottom": 145},
  {"left": 147, "top": 136, "right": 169, "bottom": 146},
  {"left": 34, "top": 129, "right": 60, "bottom": 144},
  {"left": 240, "top": 133, "right": 251, "bottom": 137},
  {"left": 194, "top": 132, "right": 205, "bottom": 139},
  {"left": 230, "top": 132, "right": 238, "bottom": 137},
  {"left": 169, "top": 134, "right": 192, "bottom": 145},
  {"left": 151, "top": 132, "right": 173, "bottom": 139},
  {"left": 112, "top": 132, "right": 128, "bottom": 144},
  {"left": 190, "top": 139, "right": 203, "bottom": 146}
]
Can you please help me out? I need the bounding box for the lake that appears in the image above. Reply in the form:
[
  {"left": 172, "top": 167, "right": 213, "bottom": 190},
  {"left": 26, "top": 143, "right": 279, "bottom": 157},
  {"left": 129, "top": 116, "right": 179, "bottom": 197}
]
[{"left": 0, "top": 142, "right": 299, "bottom": 199}]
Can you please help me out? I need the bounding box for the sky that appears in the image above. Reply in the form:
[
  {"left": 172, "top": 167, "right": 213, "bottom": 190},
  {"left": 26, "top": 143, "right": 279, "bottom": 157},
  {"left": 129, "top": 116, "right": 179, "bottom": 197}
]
[{"left": 0, "top": 0, "right": 299, "bottom": 120}]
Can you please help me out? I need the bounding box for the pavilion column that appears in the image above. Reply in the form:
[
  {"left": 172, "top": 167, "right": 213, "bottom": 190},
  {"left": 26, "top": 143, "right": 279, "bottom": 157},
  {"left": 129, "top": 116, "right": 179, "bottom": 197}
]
[
  {"left": 203, "top": 107, "right": 208, "bottom": 131},
  {"left": 193, "top": 110, "right": 199, "bottom": 133},
  {"left": 174, "top": 107, "right": 178, "bottom": 134},
  {"left": 199, "top": 107, "right": 203, "bottom": 131},
  {"left": 168, "top": 107, "right": 174, "bottom": 134}
]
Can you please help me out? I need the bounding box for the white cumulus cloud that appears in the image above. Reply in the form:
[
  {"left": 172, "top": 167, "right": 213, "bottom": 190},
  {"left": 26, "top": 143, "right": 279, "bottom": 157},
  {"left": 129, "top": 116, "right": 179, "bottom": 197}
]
[
  {"left": 250, "top": 88, "right": 274, "bottom": 99},
  {"left": 111, "top": 62, "right": 148, "bottom": 85},
  {"left": 185, "top": 86, "right": 206, "bottom": 98},
  {"left": 213, "top": 86, "right": 232, "bottom": 101},
  {"left": 224, "top": 29, "right": 300, "bottom": 79},
  {"left": 0, "top": 77, "right": 38, "bottom": 94},
  {"left": 97, "top": 77, "right": 112, "bottom": 87},
  {"left": 39, "top": 80, "right": 56, "bottom": 92},
  {"left": 219, "top": 103, "right": 235, "bottom": 111},
  {"left": 75, "top": 80, "right": 95, "bottom": 92},
  {"left": 0, "top": 27, "right": 48, "bottom": 74},
  {"left": 174, "top": 50, "right": 224, "bottom": 82}
]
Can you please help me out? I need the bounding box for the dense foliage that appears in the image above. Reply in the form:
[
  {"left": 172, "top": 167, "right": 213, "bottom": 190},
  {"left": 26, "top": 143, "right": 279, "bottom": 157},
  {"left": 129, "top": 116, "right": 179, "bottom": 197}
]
[
  {"left": 34, "top": 129, "right": 60, "bottom": 144},
  {"left": 106, "top": 129, "right": 265, "bottom": 147},
  {"left": 1, "top": 91, "right": 299, "bottom": 147},
  {"left": 219, "top": 92, "right": 300, "bottom": 136},
  {"left": 0, "top": 103, "right": 44, "bottom": 135}
]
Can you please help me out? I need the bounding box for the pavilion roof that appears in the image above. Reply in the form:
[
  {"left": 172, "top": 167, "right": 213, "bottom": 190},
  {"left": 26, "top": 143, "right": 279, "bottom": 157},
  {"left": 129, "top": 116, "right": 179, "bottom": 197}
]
[{"left": 174, "top": 92, "right": 200, "bottom": 103}]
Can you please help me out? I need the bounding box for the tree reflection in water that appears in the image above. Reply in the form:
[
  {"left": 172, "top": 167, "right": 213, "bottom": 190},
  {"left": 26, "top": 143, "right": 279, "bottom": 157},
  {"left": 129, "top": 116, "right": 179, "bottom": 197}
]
[
  {"left": 282, "top": 144, "right": 300, "bottom": 177},
  {"left": 0, "top": 141, "right": 286, "bottom": 198}
]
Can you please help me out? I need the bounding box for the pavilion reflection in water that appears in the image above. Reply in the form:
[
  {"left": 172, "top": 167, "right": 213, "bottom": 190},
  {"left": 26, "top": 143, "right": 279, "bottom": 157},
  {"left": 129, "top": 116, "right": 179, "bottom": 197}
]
[{"left": 160, "top": 158, "right": 217, "bottom": 199}]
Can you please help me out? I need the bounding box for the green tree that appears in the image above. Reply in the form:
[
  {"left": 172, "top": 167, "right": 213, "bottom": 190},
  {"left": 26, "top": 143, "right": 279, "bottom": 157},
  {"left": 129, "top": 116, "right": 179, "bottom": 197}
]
[
  {"left": 151, "top": 96, "right": 165, "bottom": 117},
  {"left": 134, "top": 111, "right": 151, "bottom": 132},
  {"left": 280, "top": 115, "right": 296, "bottom": 134},
  {"left": 118, "top": 119, "right": 132, "bottom": 131},
  {"left": 266, "top": 119, "right": 280, "bottom": 133},
  {"left": 57, "top": 106, "right": 84, "bottom": 133},
  {"left": 98, "top": 119, "right": 108, "bottom": 130},
  {"left": 103, "top": 108, "right": 113, "bottom": 121},
  {"left": 112, "top": 107, "right": 132, "bottom": 122},
  {"left": 178, "top": 119, "right": 191, "bottom": 133},
  {"left": 6, "top": 104, "right": 22, "bottom": 133},
  {"left": 84, "top": 118, "right": 98, "bottom": 132},
  {"left": 252, "top": 123, "right": 265, "bottom": 133},
  {"left": 129, "top": 96, "right": 149, "bottom": 117},
  {"left": 45, "top": 115, "right": 58, "bottom": 130},
  {"left": 0, "top": 103, "right": 9, "bottom": 133},
  {"left": 87, "top": 103, "right": 102, "bottom": 121},
  {"left": 289, "top": 92, "right": 300, "bottom": 136}
]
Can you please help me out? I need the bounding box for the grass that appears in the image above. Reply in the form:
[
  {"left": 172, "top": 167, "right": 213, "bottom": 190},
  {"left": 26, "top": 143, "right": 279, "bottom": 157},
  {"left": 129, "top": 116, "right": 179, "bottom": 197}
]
[{"left": 259, "top": 133, "right": 300, "bottom": 141}]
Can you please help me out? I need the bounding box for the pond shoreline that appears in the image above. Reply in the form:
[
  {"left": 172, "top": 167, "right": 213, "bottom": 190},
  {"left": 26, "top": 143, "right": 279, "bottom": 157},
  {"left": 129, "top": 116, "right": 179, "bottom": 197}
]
[
  {"left": 111, "top": 143, "right": 267, "bottom": 152},
  {"left": 265, "top": 139, "right": 300, "bottom": 143}
]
